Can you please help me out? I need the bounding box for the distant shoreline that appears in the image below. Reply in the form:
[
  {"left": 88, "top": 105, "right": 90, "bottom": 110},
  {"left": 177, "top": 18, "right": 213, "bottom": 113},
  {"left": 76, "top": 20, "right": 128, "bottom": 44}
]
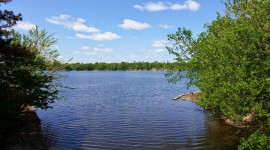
[{"left": 61, "top": 62, "right": 177, "bottom": 71}]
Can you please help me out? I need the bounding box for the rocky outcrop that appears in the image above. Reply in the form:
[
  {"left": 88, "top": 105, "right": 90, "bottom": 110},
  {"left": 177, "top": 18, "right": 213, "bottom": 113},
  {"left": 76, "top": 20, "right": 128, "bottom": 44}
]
[{"left": 173, "top": 91, "right": 200, "bottom": 103}]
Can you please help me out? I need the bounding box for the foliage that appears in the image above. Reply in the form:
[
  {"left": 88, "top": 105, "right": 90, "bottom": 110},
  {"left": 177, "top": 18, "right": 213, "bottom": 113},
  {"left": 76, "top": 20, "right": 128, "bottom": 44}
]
[
  {"left": 0, "top": 0, "right": 21, "bottom": 29},
  {"left": 0, "top": 0, "right": 60, "bottom": 120},
  {"left": 238, "top": 131, "right": 270, "bottom": 150},
  {"left": 0, "top": 1, "right": 62, "bottom": 147},
  {"left": 22, "top": 26, "right": 59, "bottom": 63},
  {"left": 167, "top": 0, "right": 270, "bottom": 149}
]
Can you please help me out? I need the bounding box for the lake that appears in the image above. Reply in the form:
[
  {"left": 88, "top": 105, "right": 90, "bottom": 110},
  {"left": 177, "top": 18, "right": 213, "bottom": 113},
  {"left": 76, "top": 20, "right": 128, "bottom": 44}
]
[{"left": 37, "top": 71, "right": 238, "bottom": 149}]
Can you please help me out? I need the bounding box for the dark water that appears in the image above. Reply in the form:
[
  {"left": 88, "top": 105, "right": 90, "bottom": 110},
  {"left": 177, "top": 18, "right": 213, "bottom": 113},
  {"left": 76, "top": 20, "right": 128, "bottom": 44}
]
[{"left": 37, "top": 71, "right": 238, "bottom": 150}]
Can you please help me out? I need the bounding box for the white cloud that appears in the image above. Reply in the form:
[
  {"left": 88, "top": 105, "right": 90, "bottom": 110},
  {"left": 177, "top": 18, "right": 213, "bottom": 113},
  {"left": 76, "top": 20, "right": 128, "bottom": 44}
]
[
  {"left": 134, "top": 0, "right": 200, "bottom": 12},
  {"left": 13, "top": 21, "right": 36, "bottom": 31},
  {"left": 144, "top": 1, "right": 168, "bottom": 11},
  {"left": 98, "top": 44, "right": 105, "bottom": 47},
  {"left": 159, "top": 24, "right": 174, "bottom": 29},
  {"left": 144, "top": 55, "right": 150, "bottom": 58},
  {"left": 47, "top": 14, "right": 121, "bottom": 41},
  {"left": 152, "top": 49, "right": 165, "bottom": 53},
  {"left": 171, "top": 0, "right": 200, "bottom": 11},
  {"left": 138, "top": 40, "right": 171, "bottom": 53},
  {"left": 152, "top": 40, "right": 171, "bottom": 48},
  {"left": 80, "top": 46, "right": 91, "bottom": 50},
  {"left": 140, "top": 48, "right": 165, "bottom": 53},
  {"left": 75, "top": 50, "right": 97, "bottom": 55},
  {"left": 76, "top": 32, "right": 121, "bottom": 41},
  {"left": 184, "top": 0, "right": 200, "bottom": 11},
  {"left": 46, "top": 14, "right": 100, "bottom": 33},
  {"left": 76, "top": 46, "right": 114, "bottom": 55},
  {"left": 130, "top": 55, "right": 138, "bottom": 58},
  {"left": 133, "top": 5, "right": 144, "bottom": 11},
  {"left": 79, "top": 46, "right": 113, "bottom": 53},
  {"left": 93, "top": 48, "right": 113, "bottom": 53},
  {"left": 85, "top": 52, "right": 98, "bottom": 55},
  {"left": 118, "top": 19, "right": 151, "bottom": 30}
]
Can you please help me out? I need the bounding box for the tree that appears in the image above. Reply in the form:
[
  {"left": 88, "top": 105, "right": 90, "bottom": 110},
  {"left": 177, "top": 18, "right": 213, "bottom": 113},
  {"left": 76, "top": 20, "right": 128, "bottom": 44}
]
[
  {"left": 0, "top": 1, "right": 61, "bottom": 144},
  {"left": 22, "top": 26, "right": 59, "bottom": 63},
  {"left": 167, "top": 0, "right": 270, "bottom": 149},
  {"left": 0, "top": 1, "right": 65, "bottom": 148}
]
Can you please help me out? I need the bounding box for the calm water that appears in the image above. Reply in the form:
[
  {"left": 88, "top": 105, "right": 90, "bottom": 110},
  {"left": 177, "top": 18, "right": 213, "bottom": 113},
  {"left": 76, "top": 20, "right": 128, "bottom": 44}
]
[{"left": 37, "top": 71, "right": 238, "bottom": 149}]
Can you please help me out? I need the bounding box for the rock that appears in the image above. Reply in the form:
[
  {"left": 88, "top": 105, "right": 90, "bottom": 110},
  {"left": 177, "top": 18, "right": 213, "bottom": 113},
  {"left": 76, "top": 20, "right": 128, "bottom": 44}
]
[{"left": 173, "top": 91, "right": 200, "bottom": 103}]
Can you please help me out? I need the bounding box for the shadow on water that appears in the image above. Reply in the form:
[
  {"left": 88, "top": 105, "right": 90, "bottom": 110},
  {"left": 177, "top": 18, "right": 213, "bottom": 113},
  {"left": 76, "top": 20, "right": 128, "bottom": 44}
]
[{"left": 199, "top": 112, "right": 239, "bottom": 150}]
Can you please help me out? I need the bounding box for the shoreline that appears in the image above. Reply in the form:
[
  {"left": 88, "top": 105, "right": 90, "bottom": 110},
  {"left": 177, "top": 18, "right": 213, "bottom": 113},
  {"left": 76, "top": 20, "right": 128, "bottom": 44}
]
[
  {"left": 173, "top": 91, "right": 254, "bottom": 128},
  {"left": 5, "top": 107, "right": 47, "bottom": 150}
]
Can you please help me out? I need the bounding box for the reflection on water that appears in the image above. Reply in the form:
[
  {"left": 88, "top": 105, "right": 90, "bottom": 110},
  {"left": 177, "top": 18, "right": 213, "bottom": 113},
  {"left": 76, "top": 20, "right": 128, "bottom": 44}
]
[{"left": 37, "top": 71, "right": 238, "bottom": 149}]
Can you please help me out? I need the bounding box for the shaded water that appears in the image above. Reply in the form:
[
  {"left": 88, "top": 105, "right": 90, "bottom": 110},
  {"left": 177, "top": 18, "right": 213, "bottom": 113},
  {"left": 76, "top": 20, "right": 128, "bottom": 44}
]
[{"left": 37, "top": 71, "right": 238, "bottom": 149}]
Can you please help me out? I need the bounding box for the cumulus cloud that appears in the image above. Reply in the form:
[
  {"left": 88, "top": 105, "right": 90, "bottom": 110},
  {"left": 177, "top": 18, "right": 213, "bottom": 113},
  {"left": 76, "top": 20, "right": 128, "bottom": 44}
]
[
  {"left": 134, "top": 0, "right": 200, "bottom": 12},
  {"left": 152, "top": 49, "right": 165, "bottom": 53},
  {"left": 142, "top": 1, "right": 168, "bottom": 11},
  {"left": 46, "top": 14, "right": 100, "bottom": 33},
  {"left": 80, "top": 46, "right": 91, "bottom": 50},
  {"left": 140, "top": 48, "right": 165, "bottom": 53},
  {"left": 130, "top": 55, "right": 138, "bottom": 58},
  {"left": 133, "top": 5, "right": 144, "bottom": 11},
  {"left": 140, "top": 40, "right": 172, "bottom": 53},
  {"left": 98, "top": 44, "right": 105, "bottom": 47},
  {"left": 75, "top": 51, "right": 98, "bottom": 55},
  {"left": 76, "top": 46, "right": 114, "bottom": 55},
  {"left": 171, "top": 0, "right": 200, "bottom": 11},
  {"left": 47, "top": 14, "right": 121, "bottom": 41},
  {"left": 93, "top": 48, "right": 113, "bottom": 53},
  {"left": 76, "top": 32, "right": 121, "bottom": 41},
  {"left": 13, "top": 21, "right": 36, "bottom": 31},
  {"left": 118, "top": 19, "right": 151, "bottom": 30},
  {"left": 79, "top": 46, "right": 113, "bottom": 53},
  {"left": 152, "top": 40, "right": 171, "bottom": 48},
  {"left": 159, "top": 24, "right": 174, "bottom": 29}
]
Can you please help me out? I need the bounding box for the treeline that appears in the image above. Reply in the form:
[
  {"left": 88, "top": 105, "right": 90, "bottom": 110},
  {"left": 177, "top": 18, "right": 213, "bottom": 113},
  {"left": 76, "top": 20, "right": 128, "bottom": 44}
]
[{"left": 63, "top": 62, "right": 178, "bottom": 71}]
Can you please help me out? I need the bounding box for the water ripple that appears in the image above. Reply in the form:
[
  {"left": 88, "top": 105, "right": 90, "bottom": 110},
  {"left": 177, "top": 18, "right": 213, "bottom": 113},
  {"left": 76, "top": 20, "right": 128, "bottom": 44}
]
[{"left": 37, "top": 71, "right": 238, "bottom": 149}]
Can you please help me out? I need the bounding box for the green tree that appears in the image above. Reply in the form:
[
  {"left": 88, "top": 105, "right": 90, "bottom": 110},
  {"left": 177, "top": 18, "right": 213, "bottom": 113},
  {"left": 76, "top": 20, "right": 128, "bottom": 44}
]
[
  {"left": 167, "top": 0, "right": 270, "bottom": 149},
  {"left": 0, "top": 0, "right": 61, "bottom": 146},
  {"left": 22, "top": 26, "right": 59, "bottom": 63}
]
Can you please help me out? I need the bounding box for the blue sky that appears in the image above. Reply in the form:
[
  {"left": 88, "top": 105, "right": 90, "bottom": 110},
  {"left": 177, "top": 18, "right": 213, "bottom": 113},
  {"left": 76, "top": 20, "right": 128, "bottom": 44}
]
[{"left": 4, "top": 0, "right": 225, "bottom": 63}]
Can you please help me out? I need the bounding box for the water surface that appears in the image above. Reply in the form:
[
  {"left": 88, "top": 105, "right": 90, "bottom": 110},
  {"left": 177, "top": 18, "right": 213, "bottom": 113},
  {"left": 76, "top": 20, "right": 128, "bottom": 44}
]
[{"left": 37, "top": 71, "right": 238, "bottom": 149}]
